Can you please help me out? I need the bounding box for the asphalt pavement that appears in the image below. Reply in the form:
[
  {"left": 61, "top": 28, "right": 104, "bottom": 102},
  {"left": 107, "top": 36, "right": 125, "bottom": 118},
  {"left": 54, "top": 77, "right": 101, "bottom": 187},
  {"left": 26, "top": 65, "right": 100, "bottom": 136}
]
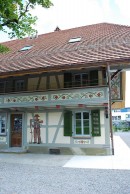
[{"left": 0, "top": 132, "right": 130, "bottom": 194}]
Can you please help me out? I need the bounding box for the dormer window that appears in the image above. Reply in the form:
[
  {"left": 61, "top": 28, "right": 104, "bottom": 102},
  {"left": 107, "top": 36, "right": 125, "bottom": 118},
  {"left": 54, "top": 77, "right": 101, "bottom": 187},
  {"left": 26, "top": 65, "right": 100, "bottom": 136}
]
[
  {"left": 69, "top": 37, "right": 81, "bottom": 43},
  {"left": 20, "top": 45, "right": 33, "bottom": 51}
]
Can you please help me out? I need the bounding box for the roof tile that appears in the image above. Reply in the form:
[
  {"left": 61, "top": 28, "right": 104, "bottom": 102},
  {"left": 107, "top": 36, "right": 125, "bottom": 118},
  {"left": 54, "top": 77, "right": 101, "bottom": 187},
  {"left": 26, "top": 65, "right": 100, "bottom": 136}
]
[{"left": 1, "top": 23, "right": 130, "bottom": 75}]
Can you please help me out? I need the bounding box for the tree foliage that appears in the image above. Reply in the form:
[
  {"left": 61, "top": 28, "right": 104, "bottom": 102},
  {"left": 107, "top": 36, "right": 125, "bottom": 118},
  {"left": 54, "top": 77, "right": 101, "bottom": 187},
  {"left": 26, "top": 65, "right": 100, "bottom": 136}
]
[
  {"left": 0, "top": 0, "right": 53, "bottom": 39},
  {"left": 0, "top": 44, "right": 10, "bottom": 53}
]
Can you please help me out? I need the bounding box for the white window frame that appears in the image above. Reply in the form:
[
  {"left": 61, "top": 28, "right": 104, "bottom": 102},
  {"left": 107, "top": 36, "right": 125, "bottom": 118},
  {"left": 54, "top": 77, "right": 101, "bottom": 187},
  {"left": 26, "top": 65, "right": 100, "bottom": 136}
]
[
  {"left": 73, "top": 111, "right": 91, "bottom": 136},
  {"left": 0, "top": 114, "right": 6, "bottom": 135}
]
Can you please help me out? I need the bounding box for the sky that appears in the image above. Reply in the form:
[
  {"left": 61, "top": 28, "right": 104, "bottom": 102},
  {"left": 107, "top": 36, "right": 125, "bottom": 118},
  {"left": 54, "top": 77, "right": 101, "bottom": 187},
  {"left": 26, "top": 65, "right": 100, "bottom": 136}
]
[{"left": 0, "top": 0, "right": 130, "bottom": 107}]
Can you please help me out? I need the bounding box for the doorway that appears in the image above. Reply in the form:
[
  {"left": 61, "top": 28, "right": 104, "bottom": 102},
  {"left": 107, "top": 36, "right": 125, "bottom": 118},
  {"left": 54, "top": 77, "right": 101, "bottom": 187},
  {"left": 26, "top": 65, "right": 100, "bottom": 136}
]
[{"left": 10, "top": 114, "right": 22, "bottom": 147}]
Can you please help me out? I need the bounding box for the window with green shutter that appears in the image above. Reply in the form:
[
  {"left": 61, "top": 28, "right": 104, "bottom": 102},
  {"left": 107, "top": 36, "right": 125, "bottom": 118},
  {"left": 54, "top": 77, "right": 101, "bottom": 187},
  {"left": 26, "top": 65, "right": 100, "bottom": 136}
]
[
  {"left": 64, "top": 111, "right": 72, "bottom": 136},
  {"left": 91, "top": 110, "right": 101, "bottom": 136}
]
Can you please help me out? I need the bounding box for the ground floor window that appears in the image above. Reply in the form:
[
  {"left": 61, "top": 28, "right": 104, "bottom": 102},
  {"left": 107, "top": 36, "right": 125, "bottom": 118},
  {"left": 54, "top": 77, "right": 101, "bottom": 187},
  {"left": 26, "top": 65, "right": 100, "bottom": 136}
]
[
  {"left": 64, "top": 109, "right": 101, "bottom": 137},
  {"left": 74, "top": 111, "right": 90, "bottom": 136},
  {"left": 0, "top": 114, "right": 6, "bottom": 135}
]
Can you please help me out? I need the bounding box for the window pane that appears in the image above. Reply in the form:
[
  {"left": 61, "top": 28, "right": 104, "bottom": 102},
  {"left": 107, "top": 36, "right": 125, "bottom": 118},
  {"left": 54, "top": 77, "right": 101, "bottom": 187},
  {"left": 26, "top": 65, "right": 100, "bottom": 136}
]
[
  {"left": 83, "top": 112, "right": 89, "bottom": 119},
  {"left": 82, "top": 74, "right": 89, "bottom": 85},
  {"left": 75, "top": 112, "right": 90, "bottom": 136},
  {"left": 76, "top": 113, "right": 81, "bottom": 119},
  {"left": 84, "top": 127, "right": 89, "bottom": 135},
  {"left": 75, "top": 74, "right": 80, "bottom": 81},
  {"left": 0, "top": 82, "right": 5, "bottom": 93},
  {"left": 76, "top": 127, "right": 82, "bottom": 135},
  {"left": 83, "top": 120, "right": 89, "bottom": 126},
  {"left": 76, "top": 120, "right": 81, "bottom": 127},
  {"left": 15, "top": 80, "right": 25, "bottom": 91},
  {"left": 0, "top": 115, "right": 6, "bottom": 134},
  {"left": 74, "top": 74, "right": 81, "bottom": 86}
]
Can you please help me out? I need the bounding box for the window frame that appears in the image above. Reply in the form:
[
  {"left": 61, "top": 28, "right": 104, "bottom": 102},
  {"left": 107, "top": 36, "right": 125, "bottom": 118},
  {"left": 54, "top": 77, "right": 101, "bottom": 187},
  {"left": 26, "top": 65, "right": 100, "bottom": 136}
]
[
  {"left": 73, "top": 73, "right": 89, "bottom": 87},
  {"left": 0, "top": 113, "right": 7, "bottom": 136},
  {"left": 14, "top": 79, "right": 25, "bottom": 92},
  {"left": 73, "top": 110, "right": 91, "bottom": 137}
]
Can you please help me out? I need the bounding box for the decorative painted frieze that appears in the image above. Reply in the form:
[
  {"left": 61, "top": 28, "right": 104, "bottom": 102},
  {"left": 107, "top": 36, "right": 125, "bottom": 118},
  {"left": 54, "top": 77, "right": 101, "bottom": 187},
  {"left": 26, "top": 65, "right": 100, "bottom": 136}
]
[
  {"left": 111, "top": 73, "right": 121, "bottom": 100},
  {"left": 4, "top": 95, "right": 48, "bottom": 104},
  {"left": 74, "top": 139, "right": 90, "bottom": 144},
  {"left": 1, "top": 88, "right": 107, "bottom": 107},
  {"left": 51, "top": 91, "right": 104, "bottom": 101}
]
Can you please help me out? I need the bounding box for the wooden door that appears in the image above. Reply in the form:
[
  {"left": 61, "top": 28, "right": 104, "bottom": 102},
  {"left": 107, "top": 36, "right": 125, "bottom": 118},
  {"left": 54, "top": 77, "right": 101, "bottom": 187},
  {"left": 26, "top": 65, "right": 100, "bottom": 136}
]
[{"left": 11, "top": 114, "right": 22, "bottom": 147}]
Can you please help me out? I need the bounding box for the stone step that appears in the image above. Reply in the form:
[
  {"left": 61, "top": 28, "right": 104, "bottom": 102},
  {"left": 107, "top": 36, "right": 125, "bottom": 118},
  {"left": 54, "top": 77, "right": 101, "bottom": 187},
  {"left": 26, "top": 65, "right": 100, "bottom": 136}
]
[{"left": 0, "top": 147, "right": 28, "bottom": 153}]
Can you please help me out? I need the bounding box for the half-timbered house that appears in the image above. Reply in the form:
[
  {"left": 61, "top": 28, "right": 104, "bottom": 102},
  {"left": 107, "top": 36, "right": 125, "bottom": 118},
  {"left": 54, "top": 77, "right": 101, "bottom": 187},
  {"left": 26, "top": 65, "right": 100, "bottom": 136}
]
[{"left": 0, "top": 23, "right": 128, "bottom": 155}]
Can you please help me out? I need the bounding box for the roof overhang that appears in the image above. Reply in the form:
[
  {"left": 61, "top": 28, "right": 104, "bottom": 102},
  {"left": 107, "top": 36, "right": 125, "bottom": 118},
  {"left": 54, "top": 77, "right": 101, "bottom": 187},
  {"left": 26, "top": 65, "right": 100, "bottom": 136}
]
[{"left": 0, "top": 58, "right": 130, "bottom": 78}]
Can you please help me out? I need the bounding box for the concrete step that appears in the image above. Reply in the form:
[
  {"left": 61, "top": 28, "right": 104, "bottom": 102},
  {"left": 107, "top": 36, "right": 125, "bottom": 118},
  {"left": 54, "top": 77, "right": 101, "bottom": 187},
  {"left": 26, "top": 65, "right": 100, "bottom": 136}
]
[{"left": 0, "top": 147, "right": 28, "bottom": 153}]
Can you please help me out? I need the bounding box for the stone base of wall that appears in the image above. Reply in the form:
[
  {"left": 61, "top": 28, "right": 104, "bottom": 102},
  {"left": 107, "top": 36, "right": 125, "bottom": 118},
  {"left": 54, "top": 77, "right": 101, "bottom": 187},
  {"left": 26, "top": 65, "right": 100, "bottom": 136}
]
[{"left": 27, "top": 146, "right": 111, "bottom": 156}]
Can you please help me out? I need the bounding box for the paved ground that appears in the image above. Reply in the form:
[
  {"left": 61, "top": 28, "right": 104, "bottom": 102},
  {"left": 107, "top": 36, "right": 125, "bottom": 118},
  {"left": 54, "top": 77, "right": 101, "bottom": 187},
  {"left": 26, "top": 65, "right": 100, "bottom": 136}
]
[
  {"left": 64, "top": 134, "right": 130, "bottom": 169},
  {"left": 115, "top": 131, "right": 130, "bottom": 147},
  {"left": 0, "top": 132, "right": 130, "bottom": 194}
]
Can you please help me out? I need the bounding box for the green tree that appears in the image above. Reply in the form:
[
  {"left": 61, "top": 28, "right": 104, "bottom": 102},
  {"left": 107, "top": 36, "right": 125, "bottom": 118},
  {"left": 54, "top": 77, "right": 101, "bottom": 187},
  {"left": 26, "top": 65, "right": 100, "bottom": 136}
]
[{"left": 0, "top": 0, "right": 53, "bottom": 39}]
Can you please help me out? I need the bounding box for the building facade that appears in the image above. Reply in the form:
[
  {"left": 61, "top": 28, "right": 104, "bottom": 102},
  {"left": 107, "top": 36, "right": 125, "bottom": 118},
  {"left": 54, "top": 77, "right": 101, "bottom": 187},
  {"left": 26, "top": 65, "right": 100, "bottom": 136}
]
[{"left": 0, "top": 23, "right": 129, "bottom": 155}]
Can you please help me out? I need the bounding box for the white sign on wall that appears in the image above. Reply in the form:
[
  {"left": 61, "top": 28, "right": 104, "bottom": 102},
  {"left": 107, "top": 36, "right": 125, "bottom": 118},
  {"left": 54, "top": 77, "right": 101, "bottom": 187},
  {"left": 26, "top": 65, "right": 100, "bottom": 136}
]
[
  {"left": 0, "top": 136, "right": 6, "bottom": 142},
  {"left": 74, "top": 139, "right": 90, "bottom": 144}
]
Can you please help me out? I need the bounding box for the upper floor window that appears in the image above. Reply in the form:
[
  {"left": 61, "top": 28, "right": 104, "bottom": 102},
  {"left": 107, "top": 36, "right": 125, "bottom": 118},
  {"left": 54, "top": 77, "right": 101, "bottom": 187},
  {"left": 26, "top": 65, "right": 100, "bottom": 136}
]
[
  {"left": 0, "top": 82, "right": 5, "bottom": 93},
  {"left": 14, "top": 80, "right": 25, "bottom": 92},
  {"left": 64, "top": 70, "right": 98, "bottom": 88},
  {"left": 74, "top": 73, "right": 89, "bottom": 87},
  {"left": 0, "top": 81, "right": 9, "bottom": 93}
]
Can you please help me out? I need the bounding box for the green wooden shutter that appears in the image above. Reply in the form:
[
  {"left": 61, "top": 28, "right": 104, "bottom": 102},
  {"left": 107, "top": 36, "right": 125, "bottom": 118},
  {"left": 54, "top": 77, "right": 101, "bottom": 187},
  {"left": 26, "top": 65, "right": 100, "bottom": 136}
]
[
  {"left": 64, "top": 111, "right": 72, "bottom": 136},
  {"left": 90, "top": 70, "right": 98, "bottom": 86},
  {"left": 91, "top": 110, "right": 101, "bottom": 136},
  {"left": 64, "top": 73, "right": 72, "bottom": 88}
]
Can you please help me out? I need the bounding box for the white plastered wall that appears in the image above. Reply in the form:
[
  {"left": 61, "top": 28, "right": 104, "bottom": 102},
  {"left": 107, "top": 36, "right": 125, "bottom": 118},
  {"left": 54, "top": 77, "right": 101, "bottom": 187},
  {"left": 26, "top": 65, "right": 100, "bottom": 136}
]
[
  {"left": 28, "top": 78, "right": 38, "bottom": 91},
  {"left": 48, "top": 112, "right": 70, "bottom": 144}
]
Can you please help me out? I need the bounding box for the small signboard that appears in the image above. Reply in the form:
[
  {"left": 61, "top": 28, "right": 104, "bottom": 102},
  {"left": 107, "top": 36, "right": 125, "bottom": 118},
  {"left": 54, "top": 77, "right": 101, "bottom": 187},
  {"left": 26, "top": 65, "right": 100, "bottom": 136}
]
[{"left": 0, "top": 136, "right": 6, "bottom": 142}]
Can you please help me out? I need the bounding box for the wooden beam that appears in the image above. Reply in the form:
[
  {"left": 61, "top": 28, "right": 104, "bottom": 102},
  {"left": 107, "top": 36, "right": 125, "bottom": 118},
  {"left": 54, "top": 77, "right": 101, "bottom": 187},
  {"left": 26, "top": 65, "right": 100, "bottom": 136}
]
[
  {"left": 55, "top": 75, "right": 60, "bottom": 88},
  {"left": 36, "top": 74, "right": 43, "bottom": 90}
]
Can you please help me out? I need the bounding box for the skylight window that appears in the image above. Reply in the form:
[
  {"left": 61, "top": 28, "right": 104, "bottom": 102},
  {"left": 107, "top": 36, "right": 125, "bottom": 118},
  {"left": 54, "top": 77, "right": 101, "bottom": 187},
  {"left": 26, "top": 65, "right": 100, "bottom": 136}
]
[
  {"left": 20, "top": 45, "right": 33, "bottom": 51},
  {"left": 69, "top": 37, "right": 81, "bottom": 43}
]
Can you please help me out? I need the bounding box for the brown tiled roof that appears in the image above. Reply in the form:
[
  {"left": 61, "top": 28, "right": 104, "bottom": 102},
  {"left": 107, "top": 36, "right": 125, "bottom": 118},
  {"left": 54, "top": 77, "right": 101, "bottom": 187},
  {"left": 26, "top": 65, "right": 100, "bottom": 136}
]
[{"left": 1, "top": 22, "right": 130, "bottom": 76}]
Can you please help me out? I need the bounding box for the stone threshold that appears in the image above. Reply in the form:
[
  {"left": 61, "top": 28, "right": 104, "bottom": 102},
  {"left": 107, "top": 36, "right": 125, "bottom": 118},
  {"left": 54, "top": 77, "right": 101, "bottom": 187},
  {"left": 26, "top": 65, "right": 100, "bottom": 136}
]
[{"left": 0, "top": 147, "right": 28, "bottom": 153}]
